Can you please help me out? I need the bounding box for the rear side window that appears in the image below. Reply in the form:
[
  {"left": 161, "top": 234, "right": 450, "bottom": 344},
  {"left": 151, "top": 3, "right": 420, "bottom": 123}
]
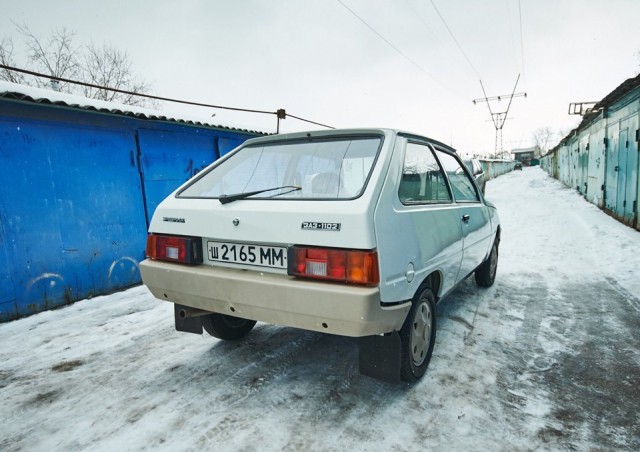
[
  {"left": 398, "top": 142, "right": 451, "bottom": 204},
  {"left": 177, "top": 137, "right": 382, "bottom": 200},
  {"left": 434, "top": 149, "right": 479, "bottom": 202}
]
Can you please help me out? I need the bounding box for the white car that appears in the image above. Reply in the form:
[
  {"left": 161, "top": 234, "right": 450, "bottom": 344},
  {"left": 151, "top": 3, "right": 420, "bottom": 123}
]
[{"left": 140, "top": 128, "right": 500, "bottom": 382}]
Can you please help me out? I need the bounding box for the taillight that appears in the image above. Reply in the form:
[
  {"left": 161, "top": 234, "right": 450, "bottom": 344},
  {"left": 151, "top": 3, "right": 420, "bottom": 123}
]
[
  {"left": 288, "top": 246, "right": 379, "bottom": 286},
  {"left": 146, "top": 234, "right": 203, "bottom": 265}
]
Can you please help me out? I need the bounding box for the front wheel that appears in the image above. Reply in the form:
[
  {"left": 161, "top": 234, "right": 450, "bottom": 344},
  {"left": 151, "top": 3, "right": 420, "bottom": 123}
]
[
  {"left": 202, "top": 313, "right": 256, "bottom": 340},
  {"left": 475, "top": 240, "right": 499, "bottom": 287},
  {"left": 399, "top": 287, "right": 437, "bottom": 382}
]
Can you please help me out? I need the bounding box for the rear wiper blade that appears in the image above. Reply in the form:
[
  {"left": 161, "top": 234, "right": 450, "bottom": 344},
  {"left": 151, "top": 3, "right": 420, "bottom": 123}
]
[{"left": 218, "top": 185, "right": 301, "bottom": 204}]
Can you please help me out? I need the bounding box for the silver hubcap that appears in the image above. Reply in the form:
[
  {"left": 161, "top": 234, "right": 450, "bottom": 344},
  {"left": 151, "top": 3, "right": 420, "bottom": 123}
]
[{"left": 411, "top": 300, "right": 432, "bottom": 366}]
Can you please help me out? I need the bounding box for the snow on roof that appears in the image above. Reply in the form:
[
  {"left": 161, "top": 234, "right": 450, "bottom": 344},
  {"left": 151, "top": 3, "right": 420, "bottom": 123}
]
[
  {"left": 592, "top": 72, "right": 640, "bottom": 111},
  {"left": 0, "top": 81, "right": 268, "bottom": 135},
  {"left": 550, "top": 73, "right": 640, "bottom": 154}
]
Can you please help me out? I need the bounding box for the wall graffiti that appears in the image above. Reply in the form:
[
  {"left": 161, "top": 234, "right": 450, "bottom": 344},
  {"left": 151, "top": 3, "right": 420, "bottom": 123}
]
[{"left": 184, "top": 159, "right": 208, "bottom": 180}]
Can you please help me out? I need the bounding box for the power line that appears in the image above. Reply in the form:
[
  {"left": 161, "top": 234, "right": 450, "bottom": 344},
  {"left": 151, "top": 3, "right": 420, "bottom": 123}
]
[
  {"left": 403, "top": 0, "right": 442, "bottom": 46},
  {"left": 505, "top": 0, "right": 520, "bottom": 76},
  {"left": 518, "top": 0, "right": 525, "bottom": 82},
  {"left": 1, "top": 64, "right": 274, "bottom": 115},
  {"left": 286, "top": 112, "right": 335, "bottom": 129},
  {"left": 336, "top": 0, "right": 461, "bottom": 98},
  {"left": 0, "top": 63, "right": 334, "bottom": 131},
  {"left": 429, "top": 0, "right": 482, "bottom": 81}
]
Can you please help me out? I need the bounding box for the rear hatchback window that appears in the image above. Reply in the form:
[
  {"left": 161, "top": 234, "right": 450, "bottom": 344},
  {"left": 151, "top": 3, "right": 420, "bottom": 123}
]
[{"left": 178, "top": 136, "right": 382, "bottom": 200}]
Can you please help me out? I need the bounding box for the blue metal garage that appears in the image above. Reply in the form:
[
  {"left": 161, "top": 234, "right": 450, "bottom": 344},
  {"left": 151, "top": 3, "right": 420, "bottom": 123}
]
[{"left": 0, "top": 82, "right": 264, "bottom": 321}]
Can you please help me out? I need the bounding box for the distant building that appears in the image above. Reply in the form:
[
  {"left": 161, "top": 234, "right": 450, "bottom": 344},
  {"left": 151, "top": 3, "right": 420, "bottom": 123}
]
[{"left": 512, "top": 146, "right": 541, "bottom": 165}]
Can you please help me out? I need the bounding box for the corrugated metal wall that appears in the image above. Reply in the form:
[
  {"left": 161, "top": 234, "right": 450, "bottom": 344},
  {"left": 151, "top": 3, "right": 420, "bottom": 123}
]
[
  {"left": 541, "top": 87, "right": 639, "bottom": 230},
  {"left": 479, "top": 159, "right": 516, "bottom": 180},
  {"left": 0, "top": 99, "right": 259, "bottom": 321}
]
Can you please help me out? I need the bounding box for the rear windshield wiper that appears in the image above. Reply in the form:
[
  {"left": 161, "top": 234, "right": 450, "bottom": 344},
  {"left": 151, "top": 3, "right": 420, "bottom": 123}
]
[{"left": 218, "top": 185, "right": 301, "bottom": 204}]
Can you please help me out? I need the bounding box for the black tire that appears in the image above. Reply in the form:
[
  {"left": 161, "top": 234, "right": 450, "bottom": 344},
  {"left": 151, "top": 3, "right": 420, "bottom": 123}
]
[
  {"left": 475, "top": 240, "right": 499, "bottom": 287},
  {"left": 201, "top": 313, "right": 256, "bottom": 340},
  {"left": 399, "top": 287, "right": 437, "bottom": 382}
]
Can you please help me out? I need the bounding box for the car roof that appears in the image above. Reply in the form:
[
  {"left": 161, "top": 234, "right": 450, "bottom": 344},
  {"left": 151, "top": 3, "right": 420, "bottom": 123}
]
[{"left": 240, "top": 128, "right": 458, "bottom": 154}]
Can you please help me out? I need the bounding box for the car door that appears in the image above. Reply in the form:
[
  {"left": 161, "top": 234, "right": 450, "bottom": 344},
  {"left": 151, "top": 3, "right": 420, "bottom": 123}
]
[
  {"left": 433, "top": 148, "right": 492, "bottom": 282},
  {"left": 375, "top": 140, "right": 464, "bottom": 301}
]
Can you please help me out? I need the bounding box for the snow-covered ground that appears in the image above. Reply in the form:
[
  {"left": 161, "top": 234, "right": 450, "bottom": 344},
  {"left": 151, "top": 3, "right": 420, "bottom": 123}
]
[{"left": 1, "top": 167, "right": 639, "bottom": 451}]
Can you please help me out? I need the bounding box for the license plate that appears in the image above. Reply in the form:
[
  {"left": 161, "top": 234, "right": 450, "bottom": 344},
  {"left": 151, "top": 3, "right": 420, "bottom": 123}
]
[{"left": 207, "top": 241, "right": 287, "bottom": 269}]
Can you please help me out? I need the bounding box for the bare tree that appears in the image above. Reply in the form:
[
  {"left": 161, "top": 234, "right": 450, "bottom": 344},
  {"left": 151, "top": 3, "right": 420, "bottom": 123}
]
[
  {"left": 532, "top": 127, "right": 555, "bottom": 155},
  {"left": 16, "top": 24, "right": 81, "bottom": 92},
  {"left": 81, "top": 43, "right": 152, "bottom": 106},
  {"left": 0, "top": 37, "right": 26, "bottom": 84},
  {"left": 0, "top": 24, "right": 153, "bottom": 106}
]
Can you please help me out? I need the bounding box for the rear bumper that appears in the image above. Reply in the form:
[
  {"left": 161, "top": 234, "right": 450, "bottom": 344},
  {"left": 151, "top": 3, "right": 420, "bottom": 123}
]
[{"left": 140, "top": 259, "right": 410, "bottom": 337}]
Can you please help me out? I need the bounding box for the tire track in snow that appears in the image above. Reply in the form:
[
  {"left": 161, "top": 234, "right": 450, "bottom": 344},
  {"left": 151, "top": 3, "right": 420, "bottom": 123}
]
[
  {"left": 493, "top": 273, "right": 561, "bottom": 448},
  {"left": 537, "top": 280, "right": 640, "bottom": 450},
  {"left": 170, "top": 325, "right": 361, "bottom": 450},
  {"left": 605, "top": 277, "right": 640, "bottom": 313}
]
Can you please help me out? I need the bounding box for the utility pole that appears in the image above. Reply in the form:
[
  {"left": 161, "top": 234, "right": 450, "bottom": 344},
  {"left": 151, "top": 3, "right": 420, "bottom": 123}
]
[
  {"left": 473, "top": 74, "right": 527, "bottom": 159},
  {"left": 276, "top": 109, "right": 287, "bottom": 133}
]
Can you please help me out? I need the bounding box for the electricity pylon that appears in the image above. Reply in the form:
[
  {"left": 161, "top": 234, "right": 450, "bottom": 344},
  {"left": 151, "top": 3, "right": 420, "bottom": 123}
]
[{"left": 473, "top": 74, "right": 527, "bottom": 158}]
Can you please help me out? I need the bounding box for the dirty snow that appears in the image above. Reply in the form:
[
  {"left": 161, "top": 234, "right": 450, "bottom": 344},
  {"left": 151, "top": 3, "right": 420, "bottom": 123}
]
[{"left": 1, "top": 167, "right": 639, "bottom": 451}]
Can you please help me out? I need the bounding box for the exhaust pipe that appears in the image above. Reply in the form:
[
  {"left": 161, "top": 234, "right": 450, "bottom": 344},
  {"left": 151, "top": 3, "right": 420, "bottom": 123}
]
[{"left": 178, "top": 307, "right": 211, "bottom": 319}]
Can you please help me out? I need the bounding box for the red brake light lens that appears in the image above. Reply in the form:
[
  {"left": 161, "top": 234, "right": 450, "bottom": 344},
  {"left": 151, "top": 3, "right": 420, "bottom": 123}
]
[
  {"left": 289, "top": 246, "right": 379, "bottom": 286},
  {"left": 146, "top": 234, "right": 203, "bottom": 265}
]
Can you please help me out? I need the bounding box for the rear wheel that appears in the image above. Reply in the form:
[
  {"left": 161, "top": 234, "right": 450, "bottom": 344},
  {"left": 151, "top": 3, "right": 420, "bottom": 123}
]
[
  {"left": 400, "top": 287, "right": 437, "bottom": 382},
  {"left": 475, "top": 240, "right": 498, "bottom": 287},
  {"left": 202, "top": 313, "right": 256, "bottom": 340}
]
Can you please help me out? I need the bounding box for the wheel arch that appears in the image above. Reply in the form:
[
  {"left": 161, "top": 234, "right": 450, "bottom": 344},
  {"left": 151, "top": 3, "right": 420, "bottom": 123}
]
[
  {"left": 494, "top": 225, "right": 502, "bottom": 251},
  {"left": 416, "top": 271, "right": 442, "bottom": 302}
]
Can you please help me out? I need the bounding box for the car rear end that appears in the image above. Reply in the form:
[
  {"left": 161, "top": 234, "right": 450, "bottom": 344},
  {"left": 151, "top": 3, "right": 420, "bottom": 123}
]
[{"left": 140, "top": 129, "right": 410, "bottom": 337}]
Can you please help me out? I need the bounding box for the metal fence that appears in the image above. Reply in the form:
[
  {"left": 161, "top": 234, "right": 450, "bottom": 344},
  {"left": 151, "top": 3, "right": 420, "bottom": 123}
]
[{"left": 479, "top": 159, "right": 516, "bottom": 180}]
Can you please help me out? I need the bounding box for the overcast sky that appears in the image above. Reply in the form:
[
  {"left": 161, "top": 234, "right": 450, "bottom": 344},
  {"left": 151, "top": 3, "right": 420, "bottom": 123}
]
[{"left": 2, "top": 0, "right": 639, "bottom": 156}]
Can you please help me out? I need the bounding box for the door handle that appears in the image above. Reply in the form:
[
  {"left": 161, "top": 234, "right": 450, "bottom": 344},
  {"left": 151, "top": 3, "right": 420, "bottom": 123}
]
[{"left": 462, "top": 214, "right": 470, "bottom": 223}]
